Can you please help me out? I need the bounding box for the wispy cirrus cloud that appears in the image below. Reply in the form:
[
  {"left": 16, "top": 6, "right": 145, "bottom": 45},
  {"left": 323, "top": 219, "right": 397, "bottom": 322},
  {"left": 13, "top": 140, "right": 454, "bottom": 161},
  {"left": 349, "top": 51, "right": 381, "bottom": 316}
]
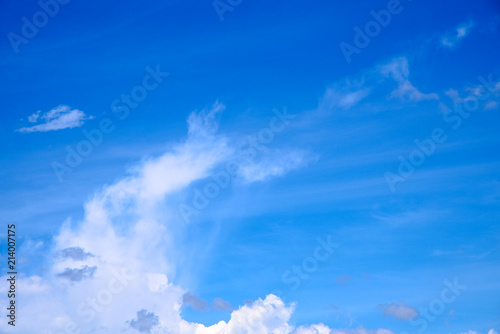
[
  {"left": 319, "top": 57, "right": 439, "bottom": 115},
  {"left": 380, "top": 57, "right": 439, "bottom": 101},
  {"left": 442, "top": 76, "right": 500, "bottom": 111},
  {"left": 319, "top": 84, "right": 371, "bottom": 111},
  {"left": 17, "top": 105, "right": 91, "bottom": 133},
  {"left": 238, "top": 148, "right": 311, "bottom": 182},
  {"left": 441, "top": 22, "right": 474, "bottom": 48},
  {"left": 485, "top": 101, "right": 498, "bottom": 110}
]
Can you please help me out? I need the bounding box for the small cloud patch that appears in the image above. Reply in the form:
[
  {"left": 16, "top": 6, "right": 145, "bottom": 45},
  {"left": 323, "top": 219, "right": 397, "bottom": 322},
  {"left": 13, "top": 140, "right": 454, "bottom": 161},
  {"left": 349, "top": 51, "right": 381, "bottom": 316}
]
[
  {"left": 183, "top": 292, "right": 208, "bottom": 311},
  {"left": 17, "top": 105, "right": 91, "bottom": 133},
  {"left": 442, "top": 22, "right": 474, "bottom": 47}
]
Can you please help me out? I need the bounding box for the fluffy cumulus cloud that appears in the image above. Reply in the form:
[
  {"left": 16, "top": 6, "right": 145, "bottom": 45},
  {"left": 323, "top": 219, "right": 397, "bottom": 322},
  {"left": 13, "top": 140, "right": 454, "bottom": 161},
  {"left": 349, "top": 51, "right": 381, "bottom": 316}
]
[
  {"left": 294, "top": 324, "right": 332, "bottom": 334},
  {"left": 181, "top": 294, "right": 295, "bottom": 334},
  {"left": 17, "top": 105, "right": 91, "bottom": 133},
  {"left": 294, "top": 327, "right": 394, "bottom": 334},
  {"left": 1, "top": 102, "right": 397, "bottom": 334}
]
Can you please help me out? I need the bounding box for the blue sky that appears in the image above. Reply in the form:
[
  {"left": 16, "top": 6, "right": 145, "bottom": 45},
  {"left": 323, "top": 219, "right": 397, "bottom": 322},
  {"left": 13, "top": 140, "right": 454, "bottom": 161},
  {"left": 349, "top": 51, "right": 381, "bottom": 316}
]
[{"left": 0, "top": 0, "right": 499, "bottom": 333}]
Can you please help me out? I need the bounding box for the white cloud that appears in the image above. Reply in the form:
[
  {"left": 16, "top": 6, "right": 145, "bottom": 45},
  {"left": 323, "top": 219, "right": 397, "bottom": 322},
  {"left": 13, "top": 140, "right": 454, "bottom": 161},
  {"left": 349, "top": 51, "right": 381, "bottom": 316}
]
[
  {"left": 183, "top": 294, "right": 295, "bottom": 334},
  {"left": 238, "top": 148, "right": 310, "bottom": 182},
  {"left": 2, "top": 101, "right": 396, "bottom": 333},
  {"left": 17, "top": 105, "right": 91, "bottom": 133},
  {"left": 381, "top": 58, "right": 439, "bottom": 101},
  {"left": 378, "top": 301, "right": 418, "bottom": 321},
  {"left": 442, "top": 22, "right": 474, "bottom": 47},
  {"left": 28, "top": 110, "right": 41, "bottom": 122},
  {"left": 294, "top": 327, "right": 394, "bottom": 334},
  {"left": 331, "top": 330, "right": 394, "bottom": 334},
  {"left": 1, "top": 102, "right": 332, "bottom": 334},
  {"left": 317, "top": 57, "right": 441, "bottom": 116},
  {"left": 445, "top": 79, "right": 500, "bottom": 111},
  {"left": 294, "top": 323, "right": 332, "bottom": 334},
  {"left": 320, "top": 86, "right": 371, "bottom": 111}
]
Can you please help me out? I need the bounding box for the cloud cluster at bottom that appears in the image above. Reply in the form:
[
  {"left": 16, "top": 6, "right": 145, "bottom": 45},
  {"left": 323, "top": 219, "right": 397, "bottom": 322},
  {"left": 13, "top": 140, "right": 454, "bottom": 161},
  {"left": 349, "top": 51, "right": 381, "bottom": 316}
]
[{"left": 1, "top": 102, "right": 492, "bottom": 334}]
